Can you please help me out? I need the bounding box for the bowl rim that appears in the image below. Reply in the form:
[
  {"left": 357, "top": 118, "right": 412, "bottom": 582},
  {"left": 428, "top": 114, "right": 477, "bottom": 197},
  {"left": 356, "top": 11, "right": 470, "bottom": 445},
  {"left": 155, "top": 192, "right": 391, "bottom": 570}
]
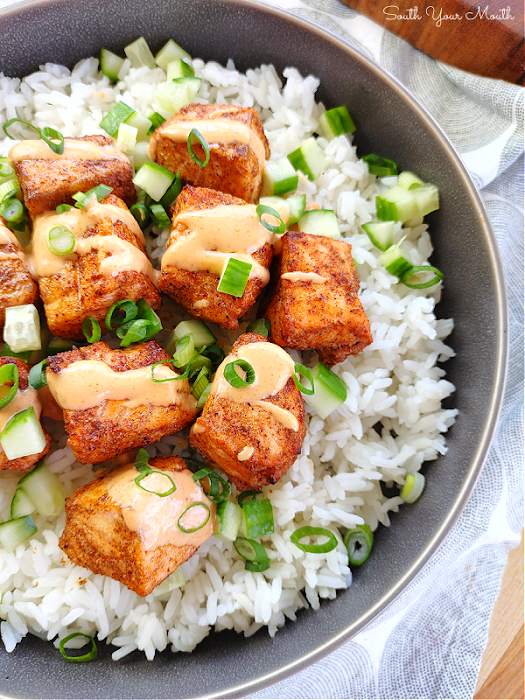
[{"left": 0, "top": 0, "right": 509, "bottom": 696}]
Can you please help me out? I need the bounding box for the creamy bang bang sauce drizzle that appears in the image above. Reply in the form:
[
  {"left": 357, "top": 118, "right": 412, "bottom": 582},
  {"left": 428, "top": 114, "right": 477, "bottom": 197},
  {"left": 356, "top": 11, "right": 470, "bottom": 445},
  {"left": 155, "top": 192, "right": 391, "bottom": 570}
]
[
  {"left": 162, "top": 204, "right": 272, "bottom": 283},
  {"left": 8, "top": 138, "right": 129, "bottom": 164}
]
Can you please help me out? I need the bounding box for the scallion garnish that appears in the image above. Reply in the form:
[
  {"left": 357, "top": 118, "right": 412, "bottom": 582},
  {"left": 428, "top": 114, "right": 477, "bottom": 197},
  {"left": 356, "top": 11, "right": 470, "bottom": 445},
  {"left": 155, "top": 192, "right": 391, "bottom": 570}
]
[
  {"left": 190, "top": 463, "right": 231, "bottom": 503},
  {"left": 0, "top": 363, "right": 19, "bottom": 410},
  {"left": 3, "top": 118, "right": 65, "bottom": 155},
  {"left": 246, "top": 318, "right": 271, "bottom": 338},
  {"left": 380, "top": 241, "right": 443, "bottom": 288},
  {"left": 0, "top": 179, "right": 20, "bottom": 203},
  {"left": 362, "top": 154, "right": 398, "bottom": 177},
  {"left": 0, "top": 157, "right": 14, "bottom": 178},
  {"left": 59, "top": 633, "right": 97, "bottom": 663},
  {"left": 133, "top": 447, "right": 177, "bottom": 497},
  {"left": 173, "top": 334, "right": 195, "bottom": 368},
  {"left": 0, "top": 198, "right": 25, "bottom": 224},
  {"left": 191, "top": 367, "right": 209, "bottom": 401},
  {"left": 343, "top": 524, "right": 373, "bottom": 565},
  {"left": 159, "top": 173, "right": 182, "bottom": 209},
  {"left": 150, "top": 359, "right": 190, "bottom": 383},
  {"left": 201, "top": 344, "right": 225, "bottom": 367},
  {"left": 105, "top": 299, "right": 137, "bottom": 330},
  {"left": 56, "top": 204, "right": 74, "bottom": 214},
  {"left": 217, "top": 257, "right": 252, "bottom": 298},
  {"left": 256, "top": 204, "right": 286, "bottom": 234},
  {"left": 150, "top": 203, "right": 171, "bottom": 229},
  {"left": 46, "top": 226, "right": 75, "bottom": 255},
  {"left": 28, "top": 359, "right": 48, "bottom": 390},
  {"left": 400, "top": 265, "right": 443, "bottom": 289},
  {"left": 73, "top": 184, "right": 113, "bottom": 209},
  {"left": 290, "top": 526, "right": 338, "bottom": 553},
  {"left": 187, "top": 128, "right": 210, "bottom": 167},
  {"left": 234, "top": 537, "right": 271, "bottom": 572},
  {"left": 196, "top": 383, "right": 211, "bottom": 408},
  {"left": 82, "top": 317, "right": 101, "bottom": 344},
  {"left": 293, "top": 363, "right": 315, "bottom": 395},
  {"left": 130, "top": 203, "right": 149, "bottom": 228},
  {"left": 177, "top": 502, "right": 211, "bottom": 533},
  {"left": 116, "top": 318, "right": 149, "bottom": 346},
  {"left": 237, "top": 490, "right": 258, "bottom": 506},
  {"left": 224, "top": 359, "right": 256, "bottom": 388},
  {"left": 400, "top": 472, "right": 425, "bottom": 503}
]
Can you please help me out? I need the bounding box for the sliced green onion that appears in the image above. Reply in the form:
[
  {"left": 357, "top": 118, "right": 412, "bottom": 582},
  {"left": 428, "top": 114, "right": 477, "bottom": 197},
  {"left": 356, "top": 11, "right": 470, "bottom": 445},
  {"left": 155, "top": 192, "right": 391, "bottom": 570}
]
[
  {"left": 28, "top": 359, "right": 47, "bottom": 390},
  {"left": 0, "top": 178, "right": 20, "bottom": 203},
  {"left": 0, "top": 363, "right": 19, "bottom": 410},
  {"left": 187, "top": 128, "right": 210, "bottom": 168},
  {"left": 303, "top": 363, "right": 347, "bottom": 419},
  {"left": 344, "top": 524, "right": 373, "bottom": 565},
  {"left": 159, "top": 173, "right": 182, "bottom": 209},
  {"left": 0, "top": 198, "right": 25, "bottom": 223},
  {"left": 400, "top": 265, "right": 443, "bottom": 289},
  {"left": 0, "top": 157, "right": 14, "bottom": 178},
  {"left": 293, "top": 362, "right": 314, "bottom": 395},
  {"left": 187, "top": 353, "right": 213, "bottom": 377},
  {"left": 150, "top": 203, "right": 171, "bottom": 229},
  {"left": 191, "top": 466, "right": 231, "bottom": 504},
  {"left": 177, "top": 502, "right": 211, "bottom": 532},
  {"left": 100, "top": 101, "right": 136, "bottom": 137},
  {"left": 2, "top": 118, "right": 41, "bottom": 140},
  {"left": 134, "top": 448, "right": 151, "bottom": 472},
  {"left": 172, "top": 334, "right": 195, "bottom": 367},
  {"left": 46, "top": 226, "right": 75, "bottom": 255},
  {"left": 217, "top": 257, "right": 252, "bottom": 297},
  {"left": 56, "top": 203, "right": 74, "bottom": 214},
  {"left": 398, "top": 171, "right": 424, "bottom": 189},
  {"left": 0, "top": 406, "right": 47, "bottom": 460},
  {"left": 135, "top": 298, "right": 162, "bottom": 339},
  {"left": 224, "top": 359, "right": 256, "bottom": 388},
  {"left": 362, "top": 154, "right": 398, "bottom": 177},
  {"left": 130, "top": 203, "right": 149, "bottom": 228},
  {"left": 237, "top": 490, "right": 258, "bottom": 506},
  {"left": 191, "top": 367, "right": 209, "bottom": 401},
  {"left": 40, "top": 126, "right": 65, "bottom": 155},
  {"left": 116, "top": 318, "right": 149, "bottom": 346},
  {"left": 201, "top": 344, "right": 225, "bottom": 367},
  {"left": 105, "top": 299, "right": 138, "bottom": 330},
  {"left": 291, "top": 526, "right": 338, "bottom": 553},
  {"left": 59, "top": 633, "right": 97, "bottom": 663},
  {"left": 73, "top": 184, "right": 113, "bottom": 209},
  {"left": 246, "top": 318, "right": 271, "bottom": 338},
  {"left": 256, "top": 204, "right": 285, "bottom": 234},
  {"left": 234, "top": 537, "right": 270, "bottom": 572},
  {"left": 135, "top": 469, "right": 177, "bottom": 497},
  {"left": 400, "top": 472, "right": 425, "bottom": 503},
  {"left": 150, "top": 359, "right": 190, "bottom": 383},
  {"left": 196, "top": 383, "right": 211, "bottom": 408},
  {"left": 241, "top": 496, "right": 274, "bottom": 539},
  {"left": 82, "top": 317, "right": 101, "bottom": 344}
]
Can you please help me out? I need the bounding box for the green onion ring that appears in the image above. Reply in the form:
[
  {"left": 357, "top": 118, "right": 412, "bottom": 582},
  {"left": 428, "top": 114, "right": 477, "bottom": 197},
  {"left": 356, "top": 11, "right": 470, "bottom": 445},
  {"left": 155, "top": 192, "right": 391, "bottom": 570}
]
[
  {"left": 293, "top": 362, "right": 315, "bottom": 395},
  {"left": 82, "top": 317, "right": 101, "bottom": 344},
  {"left": 400, "top": 265, "right": 443, "bottom": 289},
  {"left": 238, "top": 489, "right": 259, "bottom": 506},
  {"left": 130, "top": 203, "right": 149, "bottom": 228},
  {"left": 47, "top": 226, "right": 75, "bottom": 255},
  {"left": 135, "top": 469, "right": 177, "bottom": 497},
  {"left": 173, "top": 334, "right": 195, "bottom": 368},
  {"left": 187, "top": 128, "right": 210, "bottom": 167},
  {"left": 234, "top": 537, "right": 271, "bottom": 571},
  {"left": 116, "top": 318, "right": 149, "bottom": 347},
  {"left": 105, "top": 299, "right": 138, "bottom": 330},
  {"left": 41, "top": 126, "right": 65, "bottom": 155},
  {"left": 28, "top": 359, "right": 47, "bottom": 390},
  {"left": 192, "top": 466, "right": 231, "bottom": 503},
  {"left": 0, "top": 363, "right": 19, "bottom": 410},
  {"left": 0, "top": 158, "right": 14, "bottom": 178},
  {"left": 246, "top": 318, "right": 271, "bottom": 338},
  {"left": 56, "top": 204, "right": 74, "bottom": 214},
  {"left": 223, "top": 359, "right": 256, "bottom": 388},
  {"left": 0, "top": 198, "right": 24, "bottom": 223},
  {"left": 196, "top": 383, "right": 211, "bottom": 409},
  {"left": 343, "top": 524, "right": 373, "bottom": 565},
  {"left": 150, "top": 359, "right": 191, "bottom": 383},
  {"left": 291, "top": 526, "right": 338, "bottom": 553},
  {"left": 2, "top": 117, "right": 41, "bottom": 140},
  {"left": 59, "top": 632, "right": 97, "bottom": 663},
  {"left": 177, "top": 502, "right": 211, "bottom": 533},
  {"left": 134, "top": 447, "right": 151, "bottom": 473},
  {"left": 256, "top": 204, "right": 286, "bottom": 234},
  {"left": 201, "top": 344, "right": 225, "bottom": 367}
]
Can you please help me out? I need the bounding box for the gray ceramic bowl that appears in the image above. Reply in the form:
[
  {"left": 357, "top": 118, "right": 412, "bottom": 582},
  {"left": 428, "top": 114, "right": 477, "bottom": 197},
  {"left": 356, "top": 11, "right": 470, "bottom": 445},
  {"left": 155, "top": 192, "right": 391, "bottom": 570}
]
[{"left": 0, "top": 0, "right": 507, "bottom": 697}]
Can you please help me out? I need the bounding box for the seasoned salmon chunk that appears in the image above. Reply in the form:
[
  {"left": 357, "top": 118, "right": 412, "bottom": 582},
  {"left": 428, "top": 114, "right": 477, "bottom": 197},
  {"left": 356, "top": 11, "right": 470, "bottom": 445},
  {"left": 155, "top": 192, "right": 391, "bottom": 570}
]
[
  {"left": 8, "top": 135, "right": 136, "bottom": 220},
  {"left": 190, "top": 332, "right": 306, "bottom": 491},
  {"left": 148, "top": 103, "right": 270, "bottom": 203},
  {"left": 34, "top": 193, "right": 160, "bottom": 340},
  {"left": 159, "top": 186, "right": 274, "bottom": 330},
  {"left": 263, "top": 232, "right": 372, "bottom": 366},
  {"left": 59, "top": 456, "right": 215, "bottom": 596},
  {"left": 0, "top": 219, "right": 38, "bottom": 327},
  {"left": 46, "top": 341, "right": 198, "bottom": 464},
  {"left": 0, "top": 357, "right": 51, "bottom": 472}
]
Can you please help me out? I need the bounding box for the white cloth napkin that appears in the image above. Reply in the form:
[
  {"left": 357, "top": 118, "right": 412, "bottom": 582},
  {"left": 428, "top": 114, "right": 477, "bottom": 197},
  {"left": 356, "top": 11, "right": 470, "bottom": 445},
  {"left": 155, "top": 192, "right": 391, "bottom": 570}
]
[{"left": 247, "top": 1, "right": 524, "bottom": 698}]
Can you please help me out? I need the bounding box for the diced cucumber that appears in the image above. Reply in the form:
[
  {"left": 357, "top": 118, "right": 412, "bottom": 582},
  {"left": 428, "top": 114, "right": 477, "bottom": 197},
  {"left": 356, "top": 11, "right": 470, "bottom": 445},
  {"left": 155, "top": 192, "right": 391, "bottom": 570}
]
[
  {"left": 155, "top": 39, "right": 191, "bottom": 73},
  {"left": 298, "top": 209, "right": 340, "bottom": 239},
  {"left": 117, "top": 123, "right": 138, "bottom": 155},
  {"left": 173, "top": 320, "right": 216, "bottom": 348},
  {"left": 4, "top": 304, "right": 41, "bottom": 353},
  {"left": 47, "top": 336, "right": 74, "bottom": 355},
  {"left": 262, "top": 158, "right": 298, "bottom": 196},
  {"left": 154, "top": 78, "right": 202, "bottom": 119},
  {"left": 362, "top": 221, "right": 395, "bottom": 251},
  {"left": 147, "top": 111, "right": 165, "bottom": 135},
  {"left": 379, "top": 238, "right": 413, "bottom": 278},
  {"left": 133, "top": 142, "right": 150, "bottom": 170},
  {"left": 258, "top": 196, "right": 290, "bottom": 225},
  {"left": 99, "top": 48, "right": 125, "bottom": 82},
  {"left": 241, "top": 497, "right": 274, "bottom": 539},
  {"left": 286, "top": 194, "right": 307, "bottom": 224},
  {"left": 303, "top": 363, "right": 347, "bottom": 419},
  {"left": 287, "top": 137, "right": 328, "bottom": 181},
  {"left": 376, "top": 184, "right": 439, "bottom": 222},
  {"left": 166, "top": 59, "right": 195, "bottom": 80},
  {"left": 10, "top": 487, "right": 36, "bottom": 519},
  {"left": 99, "top": 101, "right": 135, "bottom": 138},
  {"left": 0, "top": 515, "right": 37, "bottom": 552},
  {"left": 0, "top": 407, "right": 47, "bottom": 461},
  {"left": 124, "top": 111, "right": 153, "bottom": 141},
  {"left": 214, "top": 500, "right": 243, "bottom": 542},
  {"left": 133, "top": 161, "right": 175, "bottom": 201},
  {"left": 17, "top": 460, "right": 65, "bottom": 517},
  {"left": 319, "top": 106, "right": 356, "bottom": 140},
  {"left": 124, "top": 37, "right": 156, "bottom": 69}
]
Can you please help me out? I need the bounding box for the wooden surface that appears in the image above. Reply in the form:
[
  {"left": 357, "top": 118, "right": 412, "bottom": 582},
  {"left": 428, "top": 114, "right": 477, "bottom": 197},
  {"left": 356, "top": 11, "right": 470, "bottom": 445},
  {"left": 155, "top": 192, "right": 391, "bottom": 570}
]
[
  {"left": 474, "top": 532, "right": 524, "bottom": 699},
  {"left": 340, "top": 0, "right": 525, "bottom": 84}
]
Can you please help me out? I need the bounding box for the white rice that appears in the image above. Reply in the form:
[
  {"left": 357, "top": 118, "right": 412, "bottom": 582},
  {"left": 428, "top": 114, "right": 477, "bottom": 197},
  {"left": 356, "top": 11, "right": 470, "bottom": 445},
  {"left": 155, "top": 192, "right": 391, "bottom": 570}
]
[{"left": 0, "top": 53, "right": 457, "bottom": 659}]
